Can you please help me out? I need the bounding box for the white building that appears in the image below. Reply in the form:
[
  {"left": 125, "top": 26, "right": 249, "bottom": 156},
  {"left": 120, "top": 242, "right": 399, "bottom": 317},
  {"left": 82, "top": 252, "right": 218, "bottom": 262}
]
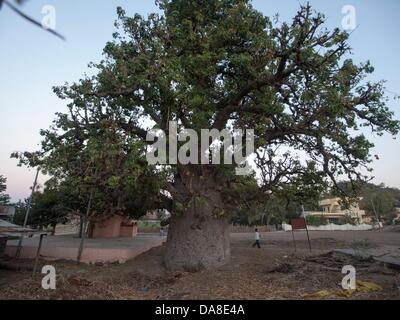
[
  {"left": 304, "top": 197, "right": 366, "bottom": 224},
  {"left": 0, "top": 206, "right": 16, "bottom": 222}
]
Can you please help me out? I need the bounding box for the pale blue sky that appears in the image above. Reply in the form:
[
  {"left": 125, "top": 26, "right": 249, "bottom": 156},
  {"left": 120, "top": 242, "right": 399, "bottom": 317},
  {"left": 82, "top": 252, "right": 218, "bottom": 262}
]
[{"left": 0, "top": 0, "right": 399, "bottom": 201}]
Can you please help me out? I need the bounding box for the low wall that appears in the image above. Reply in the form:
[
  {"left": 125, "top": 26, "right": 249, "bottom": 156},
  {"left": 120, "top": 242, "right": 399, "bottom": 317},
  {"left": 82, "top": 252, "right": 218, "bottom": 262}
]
[
  {"left": 229, "top": 225, "right": 273, "bottom": 233},
  {"left": 282, "top": 223, "right": 373, "bottom": 232},
  {"left": 139, "top": 227, "right": 163, "bottom": 233},
  {"left": 4, "top": 236, "right": 165, "bottom": 264}
]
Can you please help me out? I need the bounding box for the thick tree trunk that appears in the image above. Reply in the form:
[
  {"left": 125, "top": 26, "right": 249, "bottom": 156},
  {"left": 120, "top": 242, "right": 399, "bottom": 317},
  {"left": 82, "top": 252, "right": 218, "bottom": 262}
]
[
  {"left": 164, "top": 168, "right": 231, "bottom": 271},
  {"left": 165, "top": 211, "right": 230, "bottom": 271},
  {"left": 164, "top": 165, "right": 232, "bottom": 271}
]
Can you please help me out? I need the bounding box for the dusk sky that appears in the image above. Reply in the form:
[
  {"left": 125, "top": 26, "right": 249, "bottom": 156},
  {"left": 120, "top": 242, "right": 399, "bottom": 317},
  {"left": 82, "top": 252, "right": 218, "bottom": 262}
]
[{"left": 0, "top": 0, "right": 399, "bottom": 201}]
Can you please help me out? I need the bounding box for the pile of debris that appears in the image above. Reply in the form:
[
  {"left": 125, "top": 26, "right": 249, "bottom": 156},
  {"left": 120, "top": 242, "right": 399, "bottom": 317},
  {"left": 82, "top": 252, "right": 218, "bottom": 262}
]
[{"left": 266, "top": 250, "right": 399, "bottom": 299}]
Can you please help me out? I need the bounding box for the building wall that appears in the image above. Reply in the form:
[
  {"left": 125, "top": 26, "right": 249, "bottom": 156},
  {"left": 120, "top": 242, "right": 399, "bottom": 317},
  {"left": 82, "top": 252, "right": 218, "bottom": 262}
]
[
  {"left": 120, "top": 224, "right": 138, "bottom": 237},
  {"left": 91, "top": 216, "right": 138, "bottom": 239},
  {"left": 305, "top": 197, "right": 366, "bottom": 224},
  {"left": 0, "top": 206, "right": 16, "bottom": 221}
]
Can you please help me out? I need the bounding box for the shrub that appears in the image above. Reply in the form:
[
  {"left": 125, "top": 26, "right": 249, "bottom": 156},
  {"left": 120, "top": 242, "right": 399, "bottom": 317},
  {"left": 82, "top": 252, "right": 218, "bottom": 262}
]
[
  {"left": 306, "top": 215, "right": 328, "bottom": 226},
  {"left": 337, "top": 215, "right": 357, "bottom": 225}
]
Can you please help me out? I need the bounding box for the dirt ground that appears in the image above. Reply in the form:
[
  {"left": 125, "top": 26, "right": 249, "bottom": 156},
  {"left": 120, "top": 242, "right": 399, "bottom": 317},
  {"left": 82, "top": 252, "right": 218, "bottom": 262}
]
[{"left": 0, "top": 229, "right": 399, "bottom": 300}]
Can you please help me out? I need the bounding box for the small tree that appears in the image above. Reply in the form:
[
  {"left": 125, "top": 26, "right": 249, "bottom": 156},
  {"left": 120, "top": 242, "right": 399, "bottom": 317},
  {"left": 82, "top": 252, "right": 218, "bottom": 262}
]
[
  {"left": 362, "top": 191, "right": 396, "bottom": 222},
  {"left": 12, "top": 199, "right": 28, "bottom": 225},
  {"left": 13, "top": 103, "right": 170, "bottom": 233},
  {"left": 28, "top": 189, "right": 69, "bottom": 233},
  {"left": 0, "top": 175, "right": 10, "bottom": 205}
]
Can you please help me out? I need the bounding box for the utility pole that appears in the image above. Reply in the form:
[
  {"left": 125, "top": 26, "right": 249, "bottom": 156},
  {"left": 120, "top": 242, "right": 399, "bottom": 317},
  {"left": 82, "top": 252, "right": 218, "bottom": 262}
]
[
  {"left": 370, "top": 198, "right": 381, "bottom": 228},
  {"left": 15, "top": 167, "right": 40, "bottom": 259}
]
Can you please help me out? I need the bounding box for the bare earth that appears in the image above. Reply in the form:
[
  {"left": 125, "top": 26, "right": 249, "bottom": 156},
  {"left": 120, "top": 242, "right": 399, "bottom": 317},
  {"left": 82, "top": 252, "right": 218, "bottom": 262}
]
[{"left": 0, "top": 229, "right": 399, "bottom": 300}]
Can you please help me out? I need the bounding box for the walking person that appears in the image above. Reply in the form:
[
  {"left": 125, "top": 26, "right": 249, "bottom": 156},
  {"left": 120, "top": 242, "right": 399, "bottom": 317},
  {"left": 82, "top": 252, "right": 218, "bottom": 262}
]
[{"left": 252, "top": 228, "right": 261, "bottom": 248}]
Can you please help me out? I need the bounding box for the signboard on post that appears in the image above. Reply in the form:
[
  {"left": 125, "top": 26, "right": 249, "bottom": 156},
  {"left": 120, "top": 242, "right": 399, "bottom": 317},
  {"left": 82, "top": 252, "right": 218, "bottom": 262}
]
[{"left": 290, "top": 217, "right": 312, "bottom": 253}]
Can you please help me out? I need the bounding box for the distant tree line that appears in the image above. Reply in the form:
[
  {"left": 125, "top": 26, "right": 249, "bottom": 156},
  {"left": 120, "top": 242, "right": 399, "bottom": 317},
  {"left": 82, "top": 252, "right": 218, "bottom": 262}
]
[
  {"left": 0, "top": 175, "right": 11, "bottom": 205},
  {"left": 230, "top": 180, "right": 400, "bottom": 227}
]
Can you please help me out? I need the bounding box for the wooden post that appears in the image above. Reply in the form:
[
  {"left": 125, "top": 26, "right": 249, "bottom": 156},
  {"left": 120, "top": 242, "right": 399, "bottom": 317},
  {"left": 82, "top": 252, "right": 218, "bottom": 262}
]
[
  {"left": 77, "top": 190, "right": 93, "bottom": 264},
  {"left": 291, "top": 229, "right": 297, "bottom": 252},
  {"left": 305, "top": 224, "right": 312, "bottom": 253},
  {"left": 16, "top": 168, "right": 39, "bottom": 259},
  {"left": 32, "top": 233, "right": 47, "bottom": 276},
  {"left": 291, "top": 218, "right": 311, "bottom": 253}
]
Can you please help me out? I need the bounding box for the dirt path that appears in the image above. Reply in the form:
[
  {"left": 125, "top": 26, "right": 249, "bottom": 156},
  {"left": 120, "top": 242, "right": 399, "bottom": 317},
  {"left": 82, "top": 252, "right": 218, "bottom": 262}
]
[{"left": 0, "top": 230, "right": 399, "bottom": 300}]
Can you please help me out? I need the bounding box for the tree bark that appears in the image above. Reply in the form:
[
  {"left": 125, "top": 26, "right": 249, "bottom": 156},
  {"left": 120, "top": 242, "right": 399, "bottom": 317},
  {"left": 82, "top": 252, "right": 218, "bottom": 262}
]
[
  {"left": 165, "top": 211, "right": 230, "bottom": 271},
  {"left": 78, "top": 216, "right": 83, "bottom": 238},
  {"left": 164, "top": 170, "right": 230, "bottom": 271}
]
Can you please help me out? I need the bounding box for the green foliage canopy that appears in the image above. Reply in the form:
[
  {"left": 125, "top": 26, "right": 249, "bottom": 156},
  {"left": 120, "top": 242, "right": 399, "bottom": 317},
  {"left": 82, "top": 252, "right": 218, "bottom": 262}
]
[{"left": 12, "top": 1, "right": 400, "bottom": 220}]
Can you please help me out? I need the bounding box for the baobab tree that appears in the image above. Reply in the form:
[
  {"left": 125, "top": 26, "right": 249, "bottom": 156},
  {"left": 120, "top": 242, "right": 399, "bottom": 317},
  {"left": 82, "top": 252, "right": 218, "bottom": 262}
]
[{"left": 16, "top": 0, "right": 399, "bottom": 271}]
